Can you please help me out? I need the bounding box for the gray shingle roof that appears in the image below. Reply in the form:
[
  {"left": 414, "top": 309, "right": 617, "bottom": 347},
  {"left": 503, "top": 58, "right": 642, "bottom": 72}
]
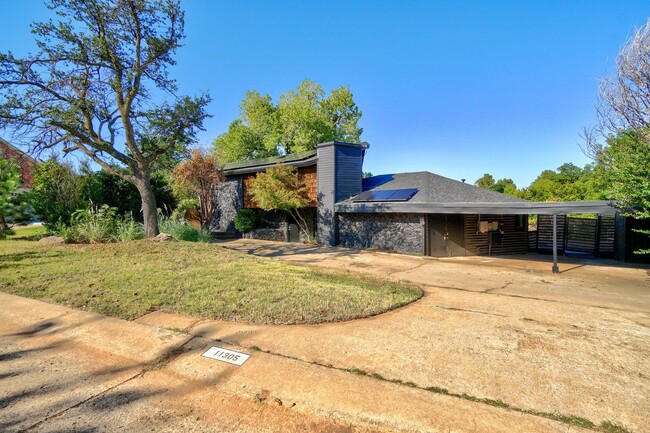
[
  {"left": 337, "top": 171, "right": 617, "bottom": 215},
  {"left": 353, "top": 171, "right": 526, "bottom": 204}
]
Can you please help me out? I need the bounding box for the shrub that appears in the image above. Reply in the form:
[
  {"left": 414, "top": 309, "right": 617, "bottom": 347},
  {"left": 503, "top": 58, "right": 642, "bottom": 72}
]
[
  {"left": 113, "top": 216, "right": 145, "bottom": 242},
  {"left": 31, "top": 159, "right": 83, "bottom": 229},
  {"left": 234, "top": 209, "right": 257, "bottom": 233},
  {"left": 70, "top": 204, "right": 118, "bottom": 243},
  {"left": 158, "top": 215, "right": 212, "bottom": 243},
  {"left": 170, "top": 197, "right": 199, "bottom": 221}
]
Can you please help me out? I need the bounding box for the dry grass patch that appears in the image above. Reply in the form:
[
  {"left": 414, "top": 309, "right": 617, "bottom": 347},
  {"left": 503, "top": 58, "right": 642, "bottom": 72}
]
[{"left": 0, "top": 240, "right": 422, "bottom": 324}]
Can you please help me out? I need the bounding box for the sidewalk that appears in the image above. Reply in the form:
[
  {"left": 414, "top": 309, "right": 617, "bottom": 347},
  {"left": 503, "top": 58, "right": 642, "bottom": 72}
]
[{"left": 1, "top": 292, "right": 588, "bottom": 433}]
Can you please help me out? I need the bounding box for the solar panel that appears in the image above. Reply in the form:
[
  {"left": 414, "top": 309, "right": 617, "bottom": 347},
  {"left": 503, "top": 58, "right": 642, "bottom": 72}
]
[{"left": 352, "top": 188, "right": 418, "bottom": 202}]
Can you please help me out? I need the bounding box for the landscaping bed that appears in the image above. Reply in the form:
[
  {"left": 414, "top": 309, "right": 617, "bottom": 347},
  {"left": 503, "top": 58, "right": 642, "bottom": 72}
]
[{"left": 0, "top": 238, "right": 422, "bottom": 324}]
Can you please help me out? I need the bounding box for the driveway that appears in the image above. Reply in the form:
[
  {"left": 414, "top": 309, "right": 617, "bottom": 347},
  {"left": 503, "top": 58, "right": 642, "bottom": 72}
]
[
  {"left": 2, "top": 239, "right": 648, "bottom": 432},
  {"left": 203, "top": 239, "right": 649, "bottom": 431}
]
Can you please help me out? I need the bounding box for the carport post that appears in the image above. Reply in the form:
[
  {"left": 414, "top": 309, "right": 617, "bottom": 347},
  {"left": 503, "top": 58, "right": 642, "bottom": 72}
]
[{"left": 552, "top": 214, "right": 559, "bottom": 274}]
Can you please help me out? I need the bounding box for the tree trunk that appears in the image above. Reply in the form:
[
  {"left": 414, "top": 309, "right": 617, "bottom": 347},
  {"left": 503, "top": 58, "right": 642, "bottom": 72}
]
[{"left": 133, "top": 173, "right": 160, "bottom": 238}]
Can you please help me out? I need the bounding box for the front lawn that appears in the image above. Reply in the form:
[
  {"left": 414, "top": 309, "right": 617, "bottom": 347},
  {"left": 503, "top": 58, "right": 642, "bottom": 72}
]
[
  {"left": 6, "top": 225, "right": 47, "bottom": 239},
  {"left": 0, "top": 240, "right": 422, "bottom": 324}
]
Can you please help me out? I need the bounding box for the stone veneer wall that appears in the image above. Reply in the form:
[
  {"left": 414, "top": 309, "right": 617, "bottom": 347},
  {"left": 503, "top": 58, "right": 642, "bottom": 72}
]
[
  {"left": 211, "top": 176, "right": 243, "bottom": 233},
  {"left": 243, "top": 210, "right": 287, "bottom": 242},
  {"left": 338, "top": 213, "right": 424, "bottom": 255}
]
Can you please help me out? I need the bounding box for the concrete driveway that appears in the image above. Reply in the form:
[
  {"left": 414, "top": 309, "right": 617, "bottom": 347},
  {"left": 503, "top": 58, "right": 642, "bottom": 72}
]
[{"left": 2, "top": 239, "right": 648, "bottom": 432}]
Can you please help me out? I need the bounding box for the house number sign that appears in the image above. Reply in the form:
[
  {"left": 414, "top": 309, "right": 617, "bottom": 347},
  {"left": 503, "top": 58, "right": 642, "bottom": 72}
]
[{"left": 202, "top": 346, "right": 250, "bottom": 366}]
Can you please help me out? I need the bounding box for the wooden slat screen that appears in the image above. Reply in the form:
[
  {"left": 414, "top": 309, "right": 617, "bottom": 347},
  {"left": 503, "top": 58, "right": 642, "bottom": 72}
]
[
  {"left": 537, "top": 215, "right": 566, "bottom": 252},
  {"left": 566, "top": 218, "right": 597, "bottom": 253},
  {"left": 464, "top": 214, "right": 529, "bottom": 255}
]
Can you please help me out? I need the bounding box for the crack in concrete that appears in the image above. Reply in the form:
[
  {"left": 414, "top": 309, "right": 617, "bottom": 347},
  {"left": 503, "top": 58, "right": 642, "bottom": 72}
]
[{"left": 422, "top": 283, "right": 641, "bottom": 314}]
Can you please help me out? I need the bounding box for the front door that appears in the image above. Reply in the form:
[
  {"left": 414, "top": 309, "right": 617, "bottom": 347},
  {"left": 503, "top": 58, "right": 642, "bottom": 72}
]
[
  {"left": 428, "top": 214, "right": 465, "bottom": 257},
  {"left": 288, "top": 223, "right": 300, "bottom": 242}
]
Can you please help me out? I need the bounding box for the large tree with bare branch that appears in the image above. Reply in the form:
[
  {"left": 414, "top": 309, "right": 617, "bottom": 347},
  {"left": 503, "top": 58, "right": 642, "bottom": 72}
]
[
  {"left": 0, "top": 0, "right": 210, "bottom": 237},
  {"left": 584, "top": 18, "right": 650, "bottom": 254}
]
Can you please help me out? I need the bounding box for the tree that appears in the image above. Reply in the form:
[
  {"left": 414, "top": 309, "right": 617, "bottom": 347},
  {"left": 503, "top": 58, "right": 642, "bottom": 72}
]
[
  {"left": 0, "top": 0, "right": 209, "bottom": 237},
  {"left": 521, "top": 164, "right": 610, "bottom": 202},
  {"left": 0, "top": 157, "right": 32, "bottom": 237},
  {"left": 583, "top": 18, "right": 650, "bottom": 253},
  {"left": 31, "top": 159, "right": 84, "bottom": 229},
  {"left": 600, "top": 132, "right": 650, "bottom": 253},
  {"left": 493, "top": 178, "right": 517, "bottom": 195},
  {"left": 172, "top": 149, "right": 223, "bottom": 230},
  {"left": 214, "top": 80, "right": 362, "bottom": 162},
  {"left": 474, "top": 173, "right": 495, "bottom": 190},
  {"left": 248, "top": 165, "right": 311, "bottom": 240},
  {"left": 590, "top": 19, "right": 650, "bottom": 148}
]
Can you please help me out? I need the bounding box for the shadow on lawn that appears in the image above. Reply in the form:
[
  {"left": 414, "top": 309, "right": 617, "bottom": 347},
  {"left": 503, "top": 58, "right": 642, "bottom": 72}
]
[{"left": 0, "top": 250, "right": 63, "bottom": 270}]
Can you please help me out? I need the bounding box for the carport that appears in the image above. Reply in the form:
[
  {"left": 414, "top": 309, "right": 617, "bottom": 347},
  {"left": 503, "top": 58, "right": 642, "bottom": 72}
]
[{"left": 337, "top": 197, "right": 618, "bottom": 273}]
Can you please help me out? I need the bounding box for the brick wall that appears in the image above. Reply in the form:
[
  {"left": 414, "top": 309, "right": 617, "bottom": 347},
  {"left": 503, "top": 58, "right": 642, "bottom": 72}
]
[{"left": 0, "top": 140, "right": 37, "bottom": 188}]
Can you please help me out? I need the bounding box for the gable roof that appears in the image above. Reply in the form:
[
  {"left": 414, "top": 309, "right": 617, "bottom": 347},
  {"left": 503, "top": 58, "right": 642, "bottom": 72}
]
[
  {"left": 222, "top": 150, "right": 317, "bottom": 175},
  {"left": 337, "top": 171, "right": 617, "bottom": 215}
]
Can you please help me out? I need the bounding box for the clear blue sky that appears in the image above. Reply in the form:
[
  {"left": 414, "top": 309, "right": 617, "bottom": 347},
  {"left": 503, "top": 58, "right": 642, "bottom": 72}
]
[{"left": 1, "top": 1, "right": 649, "bottom": 187}]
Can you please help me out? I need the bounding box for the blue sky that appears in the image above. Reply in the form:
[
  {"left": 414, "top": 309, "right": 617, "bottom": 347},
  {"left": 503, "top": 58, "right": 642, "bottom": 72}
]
[{"left": 1, "top": 1, "right": 649, "bottom": 187}]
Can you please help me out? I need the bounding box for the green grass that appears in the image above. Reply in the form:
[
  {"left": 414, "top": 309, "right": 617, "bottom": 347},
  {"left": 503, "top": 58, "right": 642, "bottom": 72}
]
[
  {"left": 0, "top": 240, "right": 422, "bottom": 324},
  {"left": 6, "top": 225, "right": 47, "bottom": 240}
]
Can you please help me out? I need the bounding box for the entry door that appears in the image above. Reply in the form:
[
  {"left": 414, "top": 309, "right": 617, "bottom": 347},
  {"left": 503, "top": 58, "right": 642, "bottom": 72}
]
[
  {"left": 288, "top": 223, "right": 300, "bottom": 242},
  {"left": 428, "top": 214, "right": 465, "bottom": 257}
]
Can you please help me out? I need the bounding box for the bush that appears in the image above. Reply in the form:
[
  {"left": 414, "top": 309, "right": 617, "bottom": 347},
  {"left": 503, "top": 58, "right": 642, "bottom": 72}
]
[
  {"left": 31, "top": 159, "right": 83, "bottom": 229},
  {"left": 70, "top": 205, "right": 118, "bottom": 243},
  {"left": 113, "top": 216, "right": 145, "bottom": 242},
  {"left": 170, "top": 197, "right": 199, "bottom": 221},
  {"left": 234, "top": 209, "right": 257, "bottom": 233},
  {"left": 158, "top": 215, "right": 212, "bottom": 243},
  {"left": 55, "top": 204, "right": 144, "bottom": 243}
]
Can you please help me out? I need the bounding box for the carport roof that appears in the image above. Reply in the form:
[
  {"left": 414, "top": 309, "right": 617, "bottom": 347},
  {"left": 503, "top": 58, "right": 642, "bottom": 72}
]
[{"left": 336, "top": 172, "right": 618, "bottom": 215}]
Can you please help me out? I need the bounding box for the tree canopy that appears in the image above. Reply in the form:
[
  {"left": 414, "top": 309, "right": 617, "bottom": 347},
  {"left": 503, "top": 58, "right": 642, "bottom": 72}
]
[
  {"left": 214, "top": 80, "right": 362, "bottom": 163},
  {"left": 248, "top": 165, "right": 311, "bottom": 240},
  {"left": 0, "top": 0, "right": 209, "bottom": 237},
  {"left": 475, "top": 163, "right": 612, "bottom": 202},
  {"left": 474, "top": 174, "right": 518, "bottom": 196},
  {"left": 172, "top": 149, "right": 223, "bottom": 230},
  {"left": 584, "top": 18, "right": 650, "bottom": 253}
]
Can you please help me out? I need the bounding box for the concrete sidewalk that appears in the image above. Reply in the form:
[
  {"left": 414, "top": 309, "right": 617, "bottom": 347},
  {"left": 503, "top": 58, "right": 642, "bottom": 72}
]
[{"left": 1, "top": 292, "right": 588, "bottom": 433}]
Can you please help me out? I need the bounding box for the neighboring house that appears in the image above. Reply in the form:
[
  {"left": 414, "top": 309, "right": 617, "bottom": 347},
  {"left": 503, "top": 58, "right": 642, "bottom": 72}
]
[
  {"left": 0, "top": 138, "right": 38, "bottom": 190},
  {"left": 214, "top": 141, "right": 629, "bottom": 263}
]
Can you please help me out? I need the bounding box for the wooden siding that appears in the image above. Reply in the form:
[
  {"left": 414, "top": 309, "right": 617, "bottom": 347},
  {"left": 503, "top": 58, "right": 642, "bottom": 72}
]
[
  {"left": 464, "top": 214, "right": 529, "bottom": 255},
  {"left": 242, "top": 164, "right": 317, "bottom": 209}
]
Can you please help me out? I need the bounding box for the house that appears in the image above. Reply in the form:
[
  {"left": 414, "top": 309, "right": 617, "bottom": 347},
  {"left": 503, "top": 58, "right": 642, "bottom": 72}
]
[
  {"left": 0, "top": 138, "right": 38, "bottom": 190},
  {"left": 213, "top": 141, "right": 627, "bottom": 267}
]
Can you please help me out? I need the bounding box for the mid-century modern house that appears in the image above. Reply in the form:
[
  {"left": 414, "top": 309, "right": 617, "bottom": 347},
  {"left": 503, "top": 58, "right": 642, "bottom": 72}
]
[{"left": 213, "top": 141, "right": 648, "bottom": 266}]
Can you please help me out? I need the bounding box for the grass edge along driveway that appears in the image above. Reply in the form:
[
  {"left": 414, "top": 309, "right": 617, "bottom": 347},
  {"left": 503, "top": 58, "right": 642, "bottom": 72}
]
[{"left": 0, "top": 239, "right": 422, "bottom": 325}]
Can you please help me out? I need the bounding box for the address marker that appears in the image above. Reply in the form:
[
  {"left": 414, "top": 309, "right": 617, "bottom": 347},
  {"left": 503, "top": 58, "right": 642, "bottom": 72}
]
[{"left": 202, "top": 346, "right": 250, "bottom": 366}]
